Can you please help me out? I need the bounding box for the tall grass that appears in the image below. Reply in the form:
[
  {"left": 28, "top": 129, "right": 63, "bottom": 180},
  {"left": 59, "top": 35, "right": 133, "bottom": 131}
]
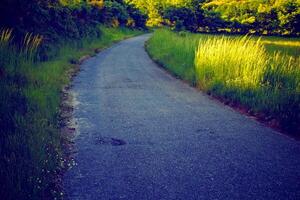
[
  {"left": 22, "top": 33, "right": 43, "bottom": 59},
  {"left": 0, "top": 28, "right": 13, "bottom": 42},
  {"left": 146, "top": 29, "right": 300, "bottom": 134},
  {"left": 146, "top": 30, "right": 198, "bottom": 84},
  {"left": 0, "top": 26, "right": 143, "bottom": 200},
  {"left": 195, "top": 36, "right": 300, "bottom": 132},
  {"left": 195, "top": 36, "right": 267, "bottom": 89}
]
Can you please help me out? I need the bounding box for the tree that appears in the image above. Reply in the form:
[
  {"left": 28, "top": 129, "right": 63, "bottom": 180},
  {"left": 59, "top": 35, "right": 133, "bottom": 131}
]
[
  {"left": 101, "top": 0, "right": 129, "bottom": 26},
  {"left": 126, "top": 4, "right": 148, "bottom": 29},
  {"left": 277, "top": 1, "right": 300, "bottom": 35}
]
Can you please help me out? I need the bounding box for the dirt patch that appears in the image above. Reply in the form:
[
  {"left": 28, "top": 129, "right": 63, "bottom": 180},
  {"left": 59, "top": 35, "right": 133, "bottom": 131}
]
[
  {"left": 78, "top": 55, "right": 91, "bottom": 65},
  {"left": 56, "top": 63, "right": 82, "bottom": 198}
]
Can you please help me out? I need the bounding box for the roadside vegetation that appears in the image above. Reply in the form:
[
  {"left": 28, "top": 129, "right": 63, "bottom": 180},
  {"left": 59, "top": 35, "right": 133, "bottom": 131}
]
[
  {"left": 146, "top": 29, "right": 300, "bottom": 135},
  {"left": 134, "top": 0, "right": 300, "bottom": 134},
  {"left": 0, "top": 0, "right": 145, "bottom": 199},
  {"left": 0, "top": 25, "right": 142, "bottom": 200}
]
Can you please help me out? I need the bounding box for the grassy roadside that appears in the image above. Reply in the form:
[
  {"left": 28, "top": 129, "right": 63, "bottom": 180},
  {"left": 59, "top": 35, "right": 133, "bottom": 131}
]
[
  {"left": 0, "top": 26, "right": 143, "bottom": 200},
  {"left": 146, "top": 29, "right": 300, "bottom": 136}
]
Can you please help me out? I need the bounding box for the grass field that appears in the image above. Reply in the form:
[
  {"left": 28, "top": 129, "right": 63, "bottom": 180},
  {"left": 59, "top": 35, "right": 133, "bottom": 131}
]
[
  {"left": 146, "top": 29, "right": 300, "bottom": 135},
  {"left": 0, "top": 26, "right": 143, "bottom": 199}
]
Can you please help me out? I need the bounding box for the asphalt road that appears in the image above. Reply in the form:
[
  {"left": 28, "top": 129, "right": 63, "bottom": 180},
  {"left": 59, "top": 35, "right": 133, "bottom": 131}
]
[{"left": 63, "top": 34, "right": 300, "bottom": 200}]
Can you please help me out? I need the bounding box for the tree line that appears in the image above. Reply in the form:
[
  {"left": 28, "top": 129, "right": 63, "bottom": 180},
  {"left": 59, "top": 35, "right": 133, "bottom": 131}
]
[
  {"left": 1, "top": 0, "right": 298, "bottom": 45},
  {"left": 126, "top": 0, "right": 300, "bottom": 36}
]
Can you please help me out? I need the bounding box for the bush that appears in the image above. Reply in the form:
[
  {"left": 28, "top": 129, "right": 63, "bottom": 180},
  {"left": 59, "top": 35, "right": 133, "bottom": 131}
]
[
  {"left": 163, "top": 6, "right": 198, "bottom": 31},
  {"left": 126, "top": 4, "right": 148, "bottom": 29},
  {"left": 101, "top": 0, "right": 129, "bottom": 26},
  {"left": 0, "top": 0, "right": 102, "bottom": 60},
  {"left": 100, "top": 0, "right": 147, "bottom": 29}
]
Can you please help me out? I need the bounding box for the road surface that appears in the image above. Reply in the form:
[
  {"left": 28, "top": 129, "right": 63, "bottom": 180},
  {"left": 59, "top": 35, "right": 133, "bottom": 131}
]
[{"left": 63, "top": 34, "right": 300, "bottom": 200}]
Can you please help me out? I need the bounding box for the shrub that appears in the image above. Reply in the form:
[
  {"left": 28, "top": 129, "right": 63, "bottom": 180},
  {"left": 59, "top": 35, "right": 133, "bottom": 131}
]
[
  {"left": 126, "top": 4, "right": 148, "bottom": 29},
  {"left": 101, "top": 0, "right": 129, "bottom": 26},
  {"left": 163, "top": 6, "right": 198, "bottom": 31},
  {"left": 0, "top": 0, "right": 102, "bottom": 60}
]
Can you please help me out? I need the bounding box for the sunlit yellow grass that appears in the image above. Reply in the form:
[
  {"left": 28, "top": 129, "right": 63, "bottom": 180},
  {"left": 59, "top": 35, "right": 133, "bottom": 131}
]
[
  {"left": 195, "top": 36, "right": 267, "bottom": 89},
  {"left": 0, "top": 28, "right": 13, "bottom": 43},
  {"left": 0, "top": 29, "right": 43, "bottom": 57},
  {"left": 261, "top": 40, "right": 300, "bottom": 47},
  {"left": 23, "top": 33, "right": 43, "bottom": 53},
  {"left": 194, "top": 36, "right": 300, "bottom": 92}
]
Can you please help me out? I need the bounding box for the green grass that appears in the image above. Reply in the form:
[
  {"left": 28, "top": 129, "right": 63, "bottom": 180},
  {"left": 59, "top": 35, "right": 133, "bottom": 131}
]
[
  {"left": 0, "top": 26, "right": 143, "bottom": 200},
  {"left": 146, "top": 29, "right": 300, "bottom": 134}
]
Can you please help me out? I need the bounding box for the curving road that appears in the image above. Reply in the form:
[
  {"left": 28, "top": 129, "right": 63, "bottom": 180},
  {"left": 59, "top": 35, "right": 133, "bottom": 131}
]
[{"left": 63, "top": 34, "right": 300, "bottom": 200}]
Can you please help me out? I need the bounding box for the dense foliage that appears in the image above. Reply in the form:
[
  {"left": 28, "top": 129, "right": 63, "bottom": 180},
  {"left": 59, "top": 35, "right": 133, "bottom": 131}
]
[
  {"left": 0, "top": 0, "right": 99, "bottom": 59},
  {"left": 101, "top": 0, "right": 147, "bottom": 28},
  {"left": 203, "top": 0, "right": 300, "bottom": 35},
  {"left": 0, "top": 0, "right": 147, "bottom": 59},
  {"left": 127, "top": 0, "right": 300, "bottom": 36}
]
